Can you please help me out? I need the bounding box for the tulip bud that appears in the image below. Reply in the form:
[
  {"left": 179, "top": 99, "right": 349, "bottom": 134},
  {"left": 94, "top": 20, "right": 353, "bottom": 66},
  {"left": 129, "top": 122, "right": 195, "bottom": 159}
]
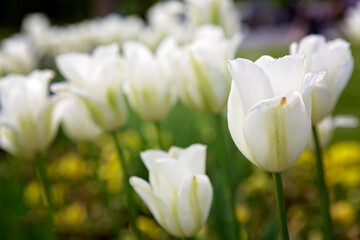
[
  {"left": 176, "top": 25, "right": 240, "bottom": 114},
  {"left": 130, "top": 144, "right": 213, "bottom": 237},
  {"left": 186, "top": 0, "right": 241, "bottom": 38},
  {"left": 54, "top": 44, "right": 128, "bottom": 131},
  {"left": 122, "top": 38, "right": 178, "bottom": 122},
  {"left": 290, "top": 35, "right": 354, "bottom": 124},
  {"left": 0, "top": 70, "right": 60, "bottom": 159},
  {"left": 228, "top": 55, "right": 325, "bottom": 172}
]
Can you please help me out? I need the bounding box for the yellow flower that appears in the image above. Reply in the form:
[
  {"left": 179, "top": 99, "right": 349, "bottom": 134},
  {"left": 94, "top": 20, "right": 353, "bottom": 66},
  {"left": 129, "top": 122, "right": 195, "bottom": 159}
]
[
  {"left": 98, "top": 152, "right": 123, "bottom": 194},
  {"left": 120, "top": 130, "right": 143, "bottom": 152},
  {"left": 23, "top": 181, "right": 43, "bottom": 207},
  {"left": 136, "top": 216, "right": 163, "bottom": 239},
  {"left": 57, "top": 153, "right": 91, "bottom": 180},
  {"left": 242, "top": 169, "right": 272, "bottom": 195},
  {"left": 23, "top": 182, "right": 65, "bottom": 207},
  {"left": 296, "top": 150, "right": 315, "bottom": 166},
  {"left": 236, "top": 204, "right": 250, "bottom": 223},
  {"left": 54, "top": 202, "right": 87, "bottom": 227},
  {"left": 324, "top": 141, "right": 360, "bottom": 187},
  {"left": 331, "top": 201, "right": 356, "bottom": 226}
]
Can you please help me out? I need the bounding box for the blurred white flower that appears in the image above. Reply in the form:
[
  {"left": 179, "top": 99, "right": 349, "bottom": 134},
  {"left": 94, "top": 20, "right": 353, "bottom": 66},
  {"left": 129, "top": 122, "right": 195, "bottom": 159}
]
[
  {"left": 22, "top": 13, "right": 51, "bottom": 56},
  {"left": 186, "top": 0, "right": 241, "bottom": 37},
  {"left": 307, "top": 115, "right": 359, "bottom": 150},
  {"left": 53, "top": 44, "right": 127, "bottom": 131},
  {"left": 144, "top": 0, "right": 194, "bottom": 47},
  {"left": 176, "top": 25, "right": 240, "bottom": 114},
  {"left": 344, "top": 2, "right": 360, "bottom": 44},
  {"left": 0, "top": 70, "right": 60, "bottom": 159},
  {"left": 130, "top": 144, "right": 213, "bottom": 237},
  {"left": 290, "top": 35, "right": 354, "bottom": 124},
  {"left": 87, "top": 14, "right": 144, "bottom": 46},
  {"left": 122, "top": 38, "right": 178, "bottom": 122},
  {"left": 0, "top": 34, "right": 38, "bottom": 75},
  {"left": 228, "top": 55, "right": 325, "bottom": 172},
  {"left": 22, "top": 13, "right": 144, "bottom": 57}
]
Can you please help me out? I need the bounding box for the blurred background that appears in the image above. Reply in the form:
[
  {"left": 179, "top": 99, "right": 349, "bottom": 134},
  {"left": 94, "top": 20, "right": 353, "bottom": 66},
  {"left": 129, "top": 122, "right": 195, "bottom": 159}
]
[
  {"left": 0, "top": 0, "right": 359, "bottom": 41},
  {"left": 1, "top": 0, "right": 360, "bottom": 240}
]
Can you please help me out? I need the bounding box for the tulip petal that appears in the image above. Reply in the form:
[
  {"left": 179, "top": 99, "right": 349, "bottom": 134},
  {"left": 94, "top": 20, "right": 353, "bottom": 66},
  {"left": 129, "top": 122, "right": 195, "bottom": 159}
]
[
  {"left": 59, "top": 96, "right": 102, "bottom": 142},
  {"left": 177, "top": 174, "right": 213, "bottom": 237},
  {"left": 228, "top": 58, "right": 274, "bottom": 113},
  {"left": 169, "top": 144, "right": 207, "bottom": 175},
  {"left": 140, "top": 149, "right": 169, "bottom": 171},
  {"left": 227, "top": 81, "right": 259, "bottom": 167},
  {"left": 152, "top": 158, "right": 191, "bottom": 201},
  {"left": 0, "top": 122, "right": 20, "bottom": 157},
  {"left": 255, "top": 55, "right": 306, "bottom": 97},
  {"left": 290, "top": 35, "right": 326, "bottom": 55},
  {"left": 129, "top": 177, "right": 175, "bottom": 235},
  {"left": 56, "top": 53, "right": 91, "bottom": 87},
  {"left": 300, "top": 71, "right": 326, "bottom": 118},
  {"left": 326, "top": 39, "right": 354, "bottom": 105},
  {"left": 243, "top": 91, "right": 311, "bottom": 172},
  {"left": 311, "top": 83, "right": 332, "bottom": 124}
]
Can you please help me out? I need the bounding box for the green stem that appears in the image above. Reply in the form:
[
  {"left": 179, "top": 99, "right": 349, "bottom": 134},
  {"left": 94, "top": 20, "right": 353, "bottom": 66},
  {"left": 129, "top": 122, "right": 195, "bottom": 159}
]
[
  {"left": 312, "top": 126, "right": 333, "bottom": 240},
  {"left": 214, "top": 114, "right": 239, "bottom": 240},
  {"left": 35, "top": 153, "right": 55, "bottom": 217},
  {"left": 111, "top": 131, "right": 143, "bottom": 240},
  {"left": 272, "top": 172, "right": 289, "bottom": 240},
  {"left": 35, "top": 153, "right": 57, "bottom": 240},
  {"left": 154, "top": 121, "right": 164, "bottom": 150}
]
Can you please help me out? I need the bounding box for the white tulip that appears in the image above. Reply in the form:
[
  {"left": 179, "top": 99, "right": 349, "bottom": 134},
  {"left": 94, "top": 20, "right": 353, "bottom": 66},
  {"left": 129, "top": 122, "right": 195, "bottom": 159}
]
[
  {"left": 0, "top": 34, "right": 38, "bottom": 75},
  {"left": 344, "top": 2, "right": 360, "bottom": 44},
  {"left": 228, "top": 55, "right": 326, "bottom": 172},
  {"left": 54, "top": 44, "right": 128, "bottom": 131},
  {"left": 145, "top": 0, "right": 194, "bottom": 46},
  {"left": 290, "top": 35, "right": 354, "bottom": 124},
  {"left": 307, "top": 115, "right": 359, "bottom": 150},
  {"left": 22, "top": 13, "right": 51, "bottom": 56},
  {"left": 54, "top": 93, "right": 102, "bottom": 142},
  {"left": 130, "top": 144, "right": 213, "bottom": 237},
  {"left": 186, "top": 0, "right": 241, "bottom": 37},
  {"left": 177, "top": 25, "right": 240, "bottom": 114},
  {"left": 0, "top": 70, "right": 60, "bottom": 159},
  {"left": 123, "top": 38, "right": 178, "bottom": 121}
]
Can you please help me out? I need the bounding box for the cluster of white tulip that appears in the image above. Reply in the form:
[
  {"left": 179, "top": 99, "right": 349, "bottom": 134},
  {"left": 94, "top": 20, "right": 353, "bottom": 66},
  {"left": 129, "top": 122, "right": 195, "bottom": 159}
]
[
  {"left": 22, "top": 13, "right": 143, "bottom": 57},
  {"left": 0, "top": 0, "right": 358, "bottom": 238},
  {"left": 0, "top": 0, "right": 242, "bottom": 237},
  {"left": 15, "top": 0, "right": 241, "bottom": 59}
]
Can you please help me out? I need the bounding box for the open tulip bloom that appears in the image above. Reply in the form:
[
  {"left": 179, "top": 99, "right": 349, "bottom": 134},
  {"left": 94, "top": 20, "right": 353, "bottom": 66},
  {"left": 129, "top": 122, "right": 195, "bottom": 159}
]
[
  {"left": 130, "top": 144, "right": 213, "bottom": 238},
  {"left": 176, "top": 25, "right": 241, "bottom": 114},
  {"left": 290, "top": 35, "right": 354, "bottom": 239},
  {"left": 227, "top": 55, "right": 326, "bottom": 239},
  {"left": 122, "top": 38, "right": 178, "bottom": 122},
  {"left": 228, "top": 55, "right": 325, "bottom": 172},
  {"left": 0, "top": 70, "right": 60, "bottom": 159},
  {"left": 290, "top": 35, "right": 354, "bottom": 124},
  {"left": 53, "top": 44, "right": 128, "bottom": 131}
]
